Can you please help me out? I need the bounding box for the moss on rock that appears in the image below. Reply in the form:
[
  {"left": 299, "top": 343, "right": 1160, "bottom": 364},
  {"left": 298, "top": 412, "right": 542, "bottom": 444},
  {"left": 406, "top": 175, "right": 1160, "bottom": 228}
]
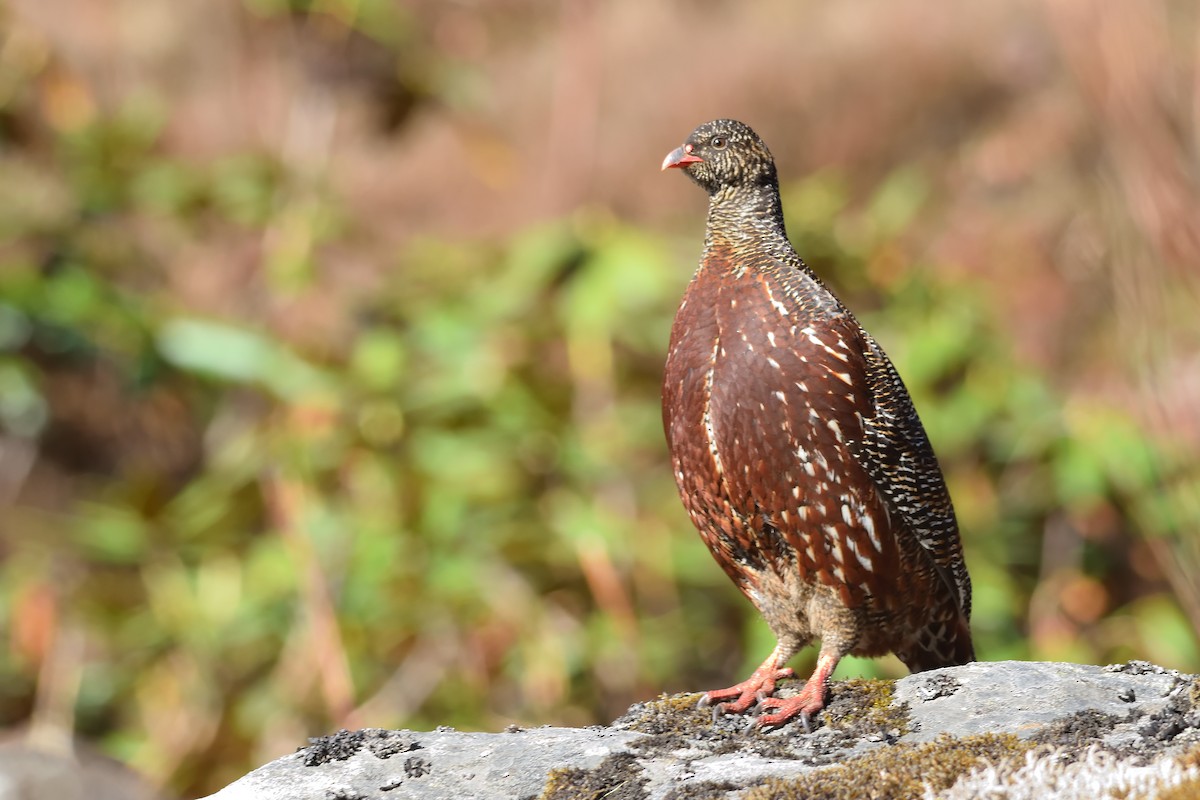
[
  {"left": 538, "top": 752, "right": 648, "bottom": 800},
  {"left": 819, "top": 678, "right": 909, "bottom": 739},
  {"left": 741, "top": 733, "right": 1031, "bottom": 800}
]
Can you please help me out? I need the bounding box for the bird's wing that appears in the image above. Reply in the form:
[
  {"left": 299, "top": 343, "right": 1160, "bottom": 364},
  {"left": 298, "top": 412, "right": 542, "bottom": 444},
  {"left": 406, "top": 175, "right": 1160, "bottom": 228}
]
[{"left": 850, "top": 331, "right": 972, "bottom": 619}]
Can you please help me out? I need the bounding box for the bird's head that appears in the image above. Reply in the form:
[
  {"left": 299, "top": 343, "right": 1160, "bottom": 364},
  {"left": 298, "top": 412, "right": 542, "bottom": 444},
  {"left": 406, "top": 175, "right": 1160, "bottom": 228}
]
[{"left": 661, "top": 119, "right": 777, "bottom": 197}]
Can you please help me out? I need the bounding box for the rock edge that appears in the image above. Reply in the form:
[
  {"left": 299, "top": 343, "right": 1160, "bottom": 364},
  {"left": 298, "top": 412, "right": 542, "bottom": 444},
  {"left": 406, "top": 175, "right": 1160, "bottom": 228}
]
[{"left": 202, "top": 660, "right": 1200, "bottom": 800}]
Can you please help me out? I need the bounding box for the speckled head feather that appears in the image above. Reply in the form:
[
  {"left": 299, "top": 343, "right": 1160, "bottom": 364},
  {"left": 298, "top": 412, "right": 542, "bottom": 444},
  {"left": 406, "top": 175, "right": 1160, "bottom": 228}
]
[{"left": 662, "top": 119, "right": 777, "bottom": 197}]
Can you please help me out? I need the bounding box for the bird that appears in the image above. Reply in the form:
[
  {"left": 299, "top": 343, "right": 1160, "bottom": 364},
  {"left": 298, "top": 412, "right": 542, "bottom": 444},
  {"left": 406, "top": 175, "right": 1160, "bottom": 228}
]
[{"left": 660, "top": 119, "right": 974, "bottom": 730}]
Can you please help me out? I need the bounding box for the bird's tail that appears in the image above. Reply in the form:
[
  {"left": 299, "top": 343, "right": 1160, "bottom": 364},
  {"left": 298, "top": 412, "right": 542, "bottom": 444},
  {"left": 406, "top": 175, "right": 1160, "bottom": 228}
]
[{"left": 898, "top": 614, "right": 975, "bottom": 672}]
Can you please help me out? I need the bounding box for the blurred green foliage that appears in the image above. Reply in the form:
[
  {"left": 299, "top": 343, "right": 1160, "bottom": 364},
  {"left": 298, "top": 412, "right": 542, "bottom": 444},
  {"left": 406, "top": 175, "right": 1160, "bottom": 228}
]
[{"left": 1, "top": 2, "right": 1198, "bottom": 797}]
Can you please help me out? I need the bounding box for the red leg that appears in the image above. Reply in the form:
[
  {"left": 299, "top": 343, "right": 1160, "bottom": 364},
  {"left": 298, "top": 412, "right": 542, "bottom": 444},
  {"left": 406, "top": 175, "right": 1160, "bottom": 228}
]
[
  {"left": 756, "top": 650, "right": 840, "bottom": 730},
  {"left": 699, "top": 645, "right": 796, "bottom": 715}
]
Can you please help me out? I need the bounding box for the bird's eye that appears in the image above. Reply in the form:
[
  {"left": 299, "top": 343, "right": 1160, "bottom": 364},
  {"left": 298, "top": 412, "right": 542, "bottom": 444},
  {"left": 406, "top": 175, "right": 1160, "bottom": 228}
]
[{"left": 711, "top": 136, "right": 728, "bottom": 150}]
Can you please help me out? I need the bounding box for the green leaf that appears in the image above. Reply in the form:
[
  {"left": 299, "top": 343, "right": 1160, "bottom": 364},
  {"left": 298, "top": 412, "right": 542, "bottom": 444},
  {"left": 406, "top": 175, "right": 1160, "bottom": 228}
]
[{"left": 156, "top": 318, "right": 332, "bottom": 400}]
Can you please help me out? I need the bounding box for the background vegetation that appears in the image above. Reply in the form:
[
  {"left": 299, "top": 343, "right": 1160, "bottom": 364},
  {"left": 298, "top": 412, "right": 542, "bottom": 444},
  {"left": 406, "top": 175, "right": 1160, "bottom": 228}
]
[{"left": 1, "top": 0, "right": 1198, "bottom": 796}]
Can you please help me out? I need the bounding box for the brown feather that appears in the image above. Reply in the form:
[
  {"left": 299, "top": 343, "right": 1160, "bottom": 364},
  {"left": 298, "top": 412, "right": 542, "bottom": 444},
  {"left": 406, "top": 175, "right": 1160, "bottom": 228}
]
[{"left": 662, "top": 119, "right": 973, "bottom": 726}]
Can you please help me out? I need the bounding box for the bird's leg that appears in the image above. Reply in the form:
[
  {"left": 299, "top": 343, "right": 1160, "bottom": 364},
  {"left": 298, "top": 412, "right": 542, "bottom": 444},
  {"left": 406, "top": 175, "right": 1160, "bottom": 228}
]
[
  {"left": 756, "top": 649, "right": 841, "bottom": 731},
  {"left": 698, "top": 643, "right": 796, "bottom": 716}
]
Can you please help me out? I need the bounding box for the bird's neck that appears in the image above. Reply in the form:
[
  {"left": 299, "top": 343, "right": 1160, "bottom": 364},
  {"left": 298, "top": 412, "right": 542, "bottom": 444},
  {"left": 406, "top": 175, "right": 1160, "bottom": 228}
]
[{"left": 703, "top": 184, "right": 791, "bottom": 257}]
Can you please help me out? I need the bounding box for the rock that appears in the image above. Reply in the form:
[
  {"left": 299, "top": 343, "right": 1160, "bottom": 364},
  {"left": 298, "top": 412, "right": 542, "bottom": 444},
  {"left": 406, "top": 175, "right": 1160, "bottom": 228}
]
[
  {"left": 202, "top": 727, "right": 644, "bottom": 800},
  {"left": 201, "top": 661, "right": 1200, "bottom": 800},
  {"left": 894, "top": 660, "right": 1183, "bottom": 743},
  {"left": 0, "top": 736, "right": 168, "bottom": 800}
]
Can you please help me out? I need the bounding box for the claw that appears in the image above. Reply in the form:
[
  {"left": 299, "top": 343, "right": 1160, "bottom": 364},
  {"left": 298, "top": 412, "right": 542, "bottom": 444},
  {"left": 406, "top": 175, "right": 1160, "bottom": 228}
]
[
  {"left": 693, "top": 655, "right": 830, "bottom": 730},
  {"left": 756, "top": 697, "right": 820, "bottom": 730}
]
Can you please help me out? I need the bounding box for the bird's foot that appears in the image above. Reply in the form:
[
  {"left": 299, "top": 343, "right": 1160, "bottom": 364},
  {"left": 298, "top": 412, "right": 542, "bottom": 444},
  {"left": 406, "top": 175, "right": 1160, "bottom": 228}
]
[
  {"left": 697, "top": 664, "right": 795, "bottom": 718},
  {"left": 756, "top": 687, "right": 824, "bottom": 732}
]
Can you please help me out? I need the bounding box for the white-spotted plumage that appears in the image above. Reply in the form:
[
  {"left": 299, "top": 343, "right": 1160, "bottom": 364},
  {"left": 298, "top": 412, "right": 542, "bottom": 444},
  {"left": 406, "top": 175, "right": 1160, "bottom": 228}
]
[{"left": 661, "top": 117, "right": 973, "bottom": 730}]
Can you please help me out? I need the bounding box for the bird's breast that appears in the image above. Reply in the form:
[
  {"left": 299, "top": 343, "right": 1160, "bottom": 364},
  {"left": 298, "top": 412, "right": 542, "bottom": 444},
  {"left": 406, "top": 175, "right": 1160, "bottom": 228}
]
[
  {"left": 663, "top": 261, "right": 898, "bottom": 606},
  {"left": 664, "top": 263, "right": 866, "bottom": 483}
]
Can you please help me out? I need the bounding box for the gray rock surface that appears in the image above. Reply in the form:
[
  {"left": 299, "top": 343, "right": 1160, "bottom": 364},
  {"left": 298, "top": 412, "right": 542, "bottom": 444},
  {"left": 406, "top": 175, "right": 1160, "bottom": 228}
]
[
  {"left": 201, "top": 726, "right": 644, "bottom": 800},
  {"left": 0, "top": 736, "right": 167, "bottom": 800},
  {"left": 202, "top": 661, "right": 1200, "bottom": 800},
  {"left": 894, "top": 660, "right": 1183, "bottom": 742}
]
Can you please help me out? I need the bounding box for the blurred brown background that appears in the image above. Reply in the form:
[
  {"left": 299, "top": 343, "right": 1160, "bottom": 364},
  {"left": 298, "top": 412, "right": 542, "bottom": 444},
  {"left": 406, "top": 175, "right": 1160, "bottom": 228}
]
[{"left": 1, "top": 0, "right": 1198, "bottom": 796}]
